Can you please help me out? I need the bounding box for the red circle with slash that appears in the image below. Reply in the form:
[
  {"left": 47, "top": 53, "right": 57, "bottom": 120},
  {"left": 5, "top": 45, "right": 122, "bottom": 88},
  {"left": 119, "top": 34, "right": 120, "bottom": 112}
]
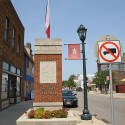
[{"left": 99, "top": 41, "right": 120, "bottom": 62}]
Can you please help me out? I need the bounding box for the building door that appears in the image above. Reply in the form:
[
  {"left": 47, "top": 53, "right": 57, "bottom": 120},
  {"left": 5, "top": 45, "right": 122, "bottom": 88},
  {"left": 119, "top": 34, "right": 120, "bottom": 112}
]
[
  {"left": 116, "top": 85, "right": 119, "bottom": 93},
  {"left": 9, "top": 75, "right": 17, "bottom": 103}
]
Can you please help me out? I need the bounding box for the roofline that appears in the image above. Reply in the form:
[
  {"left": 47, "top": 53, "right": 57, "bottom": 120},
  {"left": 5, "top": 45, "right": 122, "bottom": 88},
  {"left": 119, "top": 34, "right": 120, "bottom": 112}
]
[
  {"left": 9, "top": 0, "right": 24, "bottom": 30},
  {"left": 24, "top": 47, "right": 34, "bottom": 64}
]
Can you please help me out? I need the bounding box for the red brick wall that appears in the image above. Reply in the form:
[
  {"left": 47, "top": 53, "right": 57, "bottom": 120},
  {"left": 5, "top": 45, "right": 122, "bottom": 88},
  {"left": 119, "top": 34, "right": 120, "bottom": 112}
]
[
  {"left": 0, "top": 0, "right": 25, "bottom": 100},
  {"left": 113, "top": 71, "right": 125, "bottom": 84},
  {"left": 118, "top": 85, "right": 125, "bottom": 93},
  {"left": 113, "top": 71, "right": 125, "bottom": 92},
  {"left": 34, "top": 54, "right": 62, "bottom": 102}
]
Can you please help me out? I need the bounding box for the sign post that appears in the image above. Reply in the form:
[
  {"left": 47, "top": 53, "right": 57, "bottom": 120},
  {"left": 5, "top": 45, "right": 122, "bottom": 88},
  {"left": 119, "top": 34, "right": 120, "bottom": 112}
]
[
  {"left": 109, "top": 64, "right": 115, "bottom": 125},
  {"left": 98, "top": 41, "right": 121, "bottom": 63},
  {"left": 98, "top": 39, "right": 121, "bottom": 125}
]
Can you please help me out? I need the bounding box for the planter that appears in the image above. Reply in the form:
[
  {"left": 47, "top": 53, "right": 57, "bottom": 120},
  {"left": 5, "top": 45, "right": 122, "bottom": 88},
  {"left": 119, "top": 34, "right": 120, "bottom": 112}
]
[{"left": 16, "top": 108, "right": 77, "bottom": 125}]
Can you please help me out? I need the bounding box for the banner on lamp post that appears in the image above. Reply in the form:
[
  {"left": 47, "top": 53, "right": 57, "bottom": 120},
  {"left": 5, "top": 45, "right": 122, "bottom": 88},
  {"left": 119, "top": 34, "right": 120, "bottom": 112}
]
[
  {"left": 106, "top": 76, "right": 110, "bottom": 81},
  {"left": 68, "top": 44, "right": 81, "bottom": 60}
]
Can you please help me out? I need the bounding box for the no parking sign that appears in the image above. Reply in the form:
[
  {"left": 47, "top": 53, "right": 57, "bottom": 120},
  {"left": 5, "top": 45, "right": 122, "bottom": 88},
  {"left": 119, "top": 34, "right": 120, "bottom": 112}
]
[{"left": 98, "top": 41, "right": 121, "bottom": 63}]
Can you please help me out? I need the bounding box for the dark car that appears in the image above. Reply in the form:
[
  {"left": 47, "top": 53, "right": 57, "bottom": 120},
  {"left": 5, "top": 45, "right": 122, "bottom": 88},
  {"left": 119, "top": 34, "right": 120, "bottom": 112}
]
[
  {"left": 76, "top": 87, "right": 82, "bottom": 91},
  {"left": 62, "top": 90, "right": 78, "bottom": 107}
]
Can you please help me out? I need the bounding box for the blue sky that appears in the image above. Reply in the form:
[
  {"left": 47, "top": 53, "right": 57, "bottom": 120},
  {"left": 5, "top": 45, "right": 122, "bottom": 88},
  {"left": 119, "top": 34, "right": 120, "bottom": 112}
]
[{"left": 11, "top": 0, "right": 125, "bottom": 80}]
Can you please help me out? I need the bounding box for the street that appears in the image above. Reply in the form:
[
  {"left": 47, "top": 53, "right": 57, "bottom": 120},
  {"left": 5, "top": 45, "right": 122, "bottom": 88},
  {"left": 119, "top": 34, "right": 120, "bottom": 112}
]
[
  {"left": 75, "top": 92, "right": 125, "bottom": 125},
  {"left": 0, "top": 101, "right": 33, "bottom": 125},
  {"left": 0, "top": 92, "right": 125, "bottom": 125}
]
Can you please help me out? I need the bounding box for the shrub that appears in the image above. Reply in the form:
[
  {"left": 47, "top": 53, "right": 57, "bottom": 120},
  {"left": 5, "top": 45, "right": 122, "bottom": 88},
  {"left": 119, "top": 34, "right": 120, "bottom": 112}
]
[{"left": 26, "top": 108, "right": 68, "bottom": 119}]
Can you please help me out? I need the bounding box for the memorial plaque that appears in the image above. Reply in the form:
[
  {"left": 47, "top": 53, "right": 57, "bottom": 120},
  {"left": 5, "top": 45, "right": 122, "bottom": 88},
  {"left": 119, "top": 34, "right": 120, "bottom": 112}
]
[{"left": 40, "top": 61, "right": 56, "bottom": 83}]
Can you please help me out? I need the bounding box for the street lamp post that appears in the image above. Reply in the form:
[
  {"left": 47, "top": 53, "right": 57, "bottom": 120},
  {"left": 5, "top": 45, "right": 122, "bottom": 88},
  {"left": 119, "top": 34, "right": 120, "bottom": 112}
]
[{"left": 77, "top": 24, "right": 92, "bottom": 120}]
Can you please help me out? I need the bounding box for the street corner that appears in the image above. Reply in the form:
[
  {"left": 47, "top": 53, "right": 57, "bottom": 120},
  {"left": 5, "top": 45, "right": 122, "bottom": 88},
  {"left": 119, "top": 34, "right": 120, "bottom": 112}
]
[
  {"left": 71, "top": 110, "right": 111, "bottom": 125},
  {"left": 76, "top": 116, "right": 110, "bottom": 125},
  {"left": 113, "top": 93, "right": 125, "bottom": 99},
  {"left": 71, "top": 110, "right": 81, "bottom": 123},
  {"left": 92, "top": 116, "right": 111, "bottom": 125}
]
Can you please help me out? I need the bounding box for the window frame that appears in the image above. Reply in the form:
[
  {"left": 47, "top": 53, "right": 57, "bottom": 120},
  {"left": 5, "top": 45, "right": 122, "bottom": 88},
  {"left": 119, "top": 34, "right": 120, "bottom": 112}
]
[
  {"left": 4, "top": 17, "right": 10, "bottom": 41},
  {"left": 17, "top": 36, "right": 20, "bottom": 53},
  {"left": 12, "top": 27, "right": 16, "bottom": 48},
  {"left": 1, "top": 73, "right": 9, "bottom": 99}
]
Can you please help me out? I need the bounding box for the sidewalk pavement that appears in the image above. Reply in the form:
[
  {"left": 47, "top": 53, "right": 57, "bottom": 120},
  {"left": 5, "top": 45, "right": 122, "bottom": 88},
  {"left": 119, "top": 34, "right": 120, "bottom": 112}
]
[
  {"left": 88, "top": 91, "right": 125, "bottom": 99},
  {"left": 0, "top": 100, "right": 33, "bottom": 125},
  {"left": 71, "top": 110, "right": 110, "bottom": 125},
  {"left": 0, "top": 99, "right": 112, "bottom": 125}
]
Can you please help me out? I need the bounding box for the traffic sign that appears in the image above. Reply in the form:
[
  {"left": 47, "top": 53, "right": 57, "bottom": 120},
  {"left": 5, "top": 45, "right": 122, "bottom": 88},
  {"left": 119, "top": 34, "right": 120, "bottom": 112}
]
[{"left": 98, "top": 41, "right": 121, "bottom": 63}]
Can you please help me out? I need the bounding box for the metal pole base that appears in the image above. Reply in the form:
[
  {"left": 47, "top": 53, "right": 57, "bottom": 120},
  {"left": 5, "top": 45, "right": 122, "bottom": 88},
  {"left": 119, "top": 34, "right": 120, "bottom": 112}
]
[{"left": 81, "top": 113, "right": 92, "bottom": 120}]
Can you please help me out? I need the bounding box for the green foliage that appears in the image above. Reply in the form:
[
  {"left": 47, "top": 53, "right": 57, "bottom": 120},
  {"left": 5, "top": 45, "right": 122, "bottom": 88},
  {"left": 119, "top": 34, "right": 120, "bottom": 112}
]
[
  {"left": 34, "top": 108, "right": 45, "bottom": 119},
  {"left": 67, "top": 80, "right": 76, "bottom": 87},
  {"left": 51, "top": 109, "right": 68, "bottom": 118},
  {"left": 26, "top": 108, "right": 68, "bottom": 119},
  {"left": 62, "top": 74, "right": 76, "bottom": 88},
  {"left": 93, "top": 70, "right": 116, "bottom": 85},
  {"left": 62, "top": 80, "right": 68, "bottom": 87},
  {"left": 68, "top": 74, "right": 76, "bottom": 82},
  {"left": 93, "top": 71, "right": 107, "bottom": 85},
  {"left": 27, "top": 108, "right": 45, "bottom": 119}
]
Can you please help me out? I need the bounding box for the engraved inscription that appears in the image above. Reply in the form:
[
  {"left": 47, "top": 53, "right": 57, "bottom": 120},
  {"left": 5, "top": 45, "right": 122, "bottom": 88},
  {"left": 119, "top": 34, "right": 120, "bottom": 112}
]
[{"left": 40, "top": 61, "right": 56, "bottom": 83}]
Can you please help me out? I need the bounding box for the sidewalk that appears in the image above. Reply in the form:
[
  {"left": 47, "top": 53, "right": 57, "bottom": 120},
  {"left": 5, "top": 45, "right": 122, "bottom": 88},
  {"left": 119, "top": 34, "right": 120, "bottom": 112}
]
[
  {"left": 71, "top": 110, "right": 110, "bottom": 125},
  {"left": 89, "top": 91, "right": 125, "bottom": 99},
  {"left": 0, "top": 100, "right": 110, "bottom": 125},
  {"left": 0, "top": 100, "right": 33, "bottom": 125}
]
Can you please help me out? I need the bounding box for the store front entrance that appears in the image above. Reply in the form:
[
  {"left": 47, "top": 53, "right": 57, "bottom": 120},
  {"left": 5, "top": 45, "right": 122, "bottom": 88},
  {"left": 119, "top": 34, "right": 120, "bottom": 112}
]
[{"left": 9, "top": 75, "right": 17, "bottom": 103}]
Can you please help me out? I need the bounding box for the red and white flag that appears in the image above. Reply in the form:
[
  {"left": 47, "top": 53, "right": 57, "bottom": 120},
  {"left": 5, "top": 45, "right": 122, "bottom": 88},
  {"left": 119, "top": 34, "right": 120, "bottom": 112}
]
[
  {"left": 68, "top": 44, "right": 81, "bottom": 60},
  {"left": 45, "top": 0, "right": 50, "bottom": 38}
]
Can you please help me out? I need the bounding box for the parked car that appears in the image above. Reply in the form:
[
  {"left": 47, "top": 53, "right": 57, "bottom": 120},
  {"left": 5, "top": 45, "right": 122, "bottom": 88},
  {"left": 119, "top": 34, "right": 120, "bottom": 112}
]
[
  {"left": 62, "top": 89, "right": 78, "bottom": 107},
  {"left": 76, "top": 87, "right": 82, "bottom": 91},
  {"left": 72, "top": 90, "right": 77, "bottom": 95}
]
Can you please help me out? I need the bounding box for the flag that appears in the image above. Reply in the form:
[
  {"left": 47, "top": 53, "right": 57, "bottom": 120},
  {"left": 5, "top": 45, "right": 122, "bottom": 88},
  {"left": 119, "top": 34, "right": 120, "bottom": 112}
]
[
  {"left": 45, "top": 0, "right": 50, "bottom": 38},
  {"left": 68, "top": 44, "right": 81, "bottom": 60}
]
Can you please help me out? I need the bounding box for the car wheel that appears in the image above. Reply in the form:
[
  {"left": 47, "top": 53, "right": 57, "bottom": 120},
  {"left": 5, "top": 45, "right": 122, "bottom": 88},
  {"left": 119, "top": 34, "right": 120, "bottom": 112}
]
[{"left": 63, "top": 103, "right": 65, "bottom": 107}]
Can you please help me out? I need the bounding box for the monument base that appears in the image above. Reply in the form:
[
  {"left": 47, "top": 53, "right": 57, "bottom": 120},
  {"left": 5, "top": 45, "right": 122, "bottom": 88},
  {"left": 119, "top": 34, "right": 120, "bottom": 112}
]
[
  {"left": 33, "top": 102, "right": 63, "bottom": 110},
  {"left": 16, "top": 108, "right": 77, "bottom": 125}
]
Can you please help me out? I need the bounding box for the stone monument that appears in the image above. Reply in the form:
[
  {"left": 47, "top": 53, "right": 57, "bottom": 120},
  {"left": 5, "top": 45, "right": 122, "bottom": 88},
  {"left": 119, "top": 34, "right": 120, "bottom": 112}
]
[
  {"left": 33, "top": 38, "right": 63, "bottom": 109},
  {"left": 16, "top": 38, "right": 77, "bottom": 125}
]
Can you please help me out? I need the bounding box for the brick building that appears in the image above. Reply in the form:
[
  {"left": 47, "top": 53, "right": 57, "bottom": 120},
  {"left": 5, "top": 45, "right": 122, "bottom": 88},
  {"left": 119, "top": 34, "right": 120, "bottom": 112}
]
[
  {"left": 0, "top": 0, "right": 25, "bottom": 110},
  {"left": 97, "top": 53, "right": 125, "bottom": 93},
  {"left": 24, "top": 43, "right": 34, "bottom": 100}
]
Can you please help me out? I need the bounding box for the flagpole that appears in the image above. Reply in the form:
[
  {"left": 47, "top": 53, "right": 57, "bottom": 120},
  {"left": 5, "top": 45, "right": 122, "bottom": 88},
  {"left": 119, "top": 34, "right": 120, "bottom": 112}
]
[{"left": 45, "top": 0, "right": 50, "bottom": 38}]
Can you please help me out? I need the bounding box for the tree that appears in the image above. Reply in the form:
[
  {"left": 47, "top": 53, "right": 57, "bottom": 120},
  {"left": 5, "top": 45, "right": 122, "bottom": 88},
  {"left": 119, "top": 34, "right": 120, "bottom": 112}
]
[
  {"left": 68, "top": 74, "right": 76, "bottom": 82},
  {"left": 62, "top": 74, "right": 76, "bottom": 89},
  {"left": 62, "top": 80, "right": 68, "bottom": 87},
  {"left": 93, "top": 70, "right": 116, "bottom": 93},
  {"left": 67, "top": 80, "right": 76, "bottom": 88}
]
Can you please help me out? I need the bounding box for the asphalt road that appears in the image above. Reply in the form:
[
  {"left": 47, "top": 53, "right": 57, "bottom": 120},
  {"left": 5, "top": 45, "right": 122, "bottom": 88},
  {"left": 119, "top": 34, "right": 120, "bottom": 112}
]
[
  {"left": 0, "top": 92, "right": 124, "bottom": 125},
  {"left": 0, "top": 100, "right": 33, "bottom": 125},
  {"left": 74, "top": 92, "right": 125, "bottom": 125}
]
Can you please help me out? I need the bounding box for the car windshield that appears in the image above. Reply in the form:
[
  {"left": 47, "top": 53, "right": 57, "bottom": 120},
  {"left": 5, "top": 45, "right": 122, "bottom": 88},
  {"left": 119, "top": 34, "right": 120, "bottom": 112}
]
[{"left": 62, "top": 90, "right": 74, "bottom": 96}]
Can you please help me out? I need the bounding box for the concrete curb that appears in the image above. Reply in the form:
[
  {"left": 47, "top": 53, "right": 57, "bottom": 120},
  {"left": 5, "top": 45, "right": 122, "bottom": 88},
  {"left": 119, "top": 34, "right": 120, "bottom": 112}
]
[
  {"left": 71, "top": 110, "right": 110, "bottom": 125},
  {"left": 88, "top": 91, "right": 125, "bottom": 99}
]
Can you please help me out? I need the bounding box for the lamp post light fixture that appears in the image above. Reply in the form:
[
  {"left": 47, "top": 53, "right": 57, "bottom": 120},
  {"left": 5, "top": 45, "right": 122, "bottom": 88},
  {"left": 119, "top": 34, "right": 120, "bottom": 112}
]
[{"left": 77, "top": 24, "right": 92, "bottom": 120}]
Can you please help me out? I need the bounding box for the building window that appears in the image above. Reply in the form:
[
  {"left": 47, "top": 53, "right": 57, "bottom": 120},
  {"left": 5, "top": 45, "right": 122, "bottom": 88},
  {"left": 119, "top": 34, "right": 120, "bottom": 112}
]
[
  {"left": 17, "top": 69, "right": 21, "bottom": 75},
  {"left": 118, "top": 63, "right": 124, "bottom": 71},
  {"left": 1, "top": 73, "right": 8, "bottom": 99},
  {"left": 3, "top": 62, "right": 9, "bottom": 71},
  {"left": 10, "top": 65, "right": 16, "bottom": 73},
  {"left": 12, "top": 27, "right": 16, "bottom": 48},
  {"left": 17, "top": 36, "right": 20, "bottom": 53},
  {"left": 32, "top": 66, "right": 34, "bottom": 75},
  {"left": 4, "top": 17, "right": 10, "bottom": 41},
  {"left": 16, "top": 77, "right": 21, "bottom": 96},
  {"left": 27, "top": 57, "right": 29, "bottom": 68}
]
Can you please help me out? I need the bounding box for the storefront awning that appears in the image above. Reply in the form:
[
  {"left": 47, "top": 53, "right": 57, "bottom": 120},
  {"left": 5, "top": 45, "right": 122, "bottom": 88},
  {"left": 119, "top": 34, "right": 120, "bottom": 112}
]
[{"left": 121, "top": 79, "right": 125, "bottom": 82}]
